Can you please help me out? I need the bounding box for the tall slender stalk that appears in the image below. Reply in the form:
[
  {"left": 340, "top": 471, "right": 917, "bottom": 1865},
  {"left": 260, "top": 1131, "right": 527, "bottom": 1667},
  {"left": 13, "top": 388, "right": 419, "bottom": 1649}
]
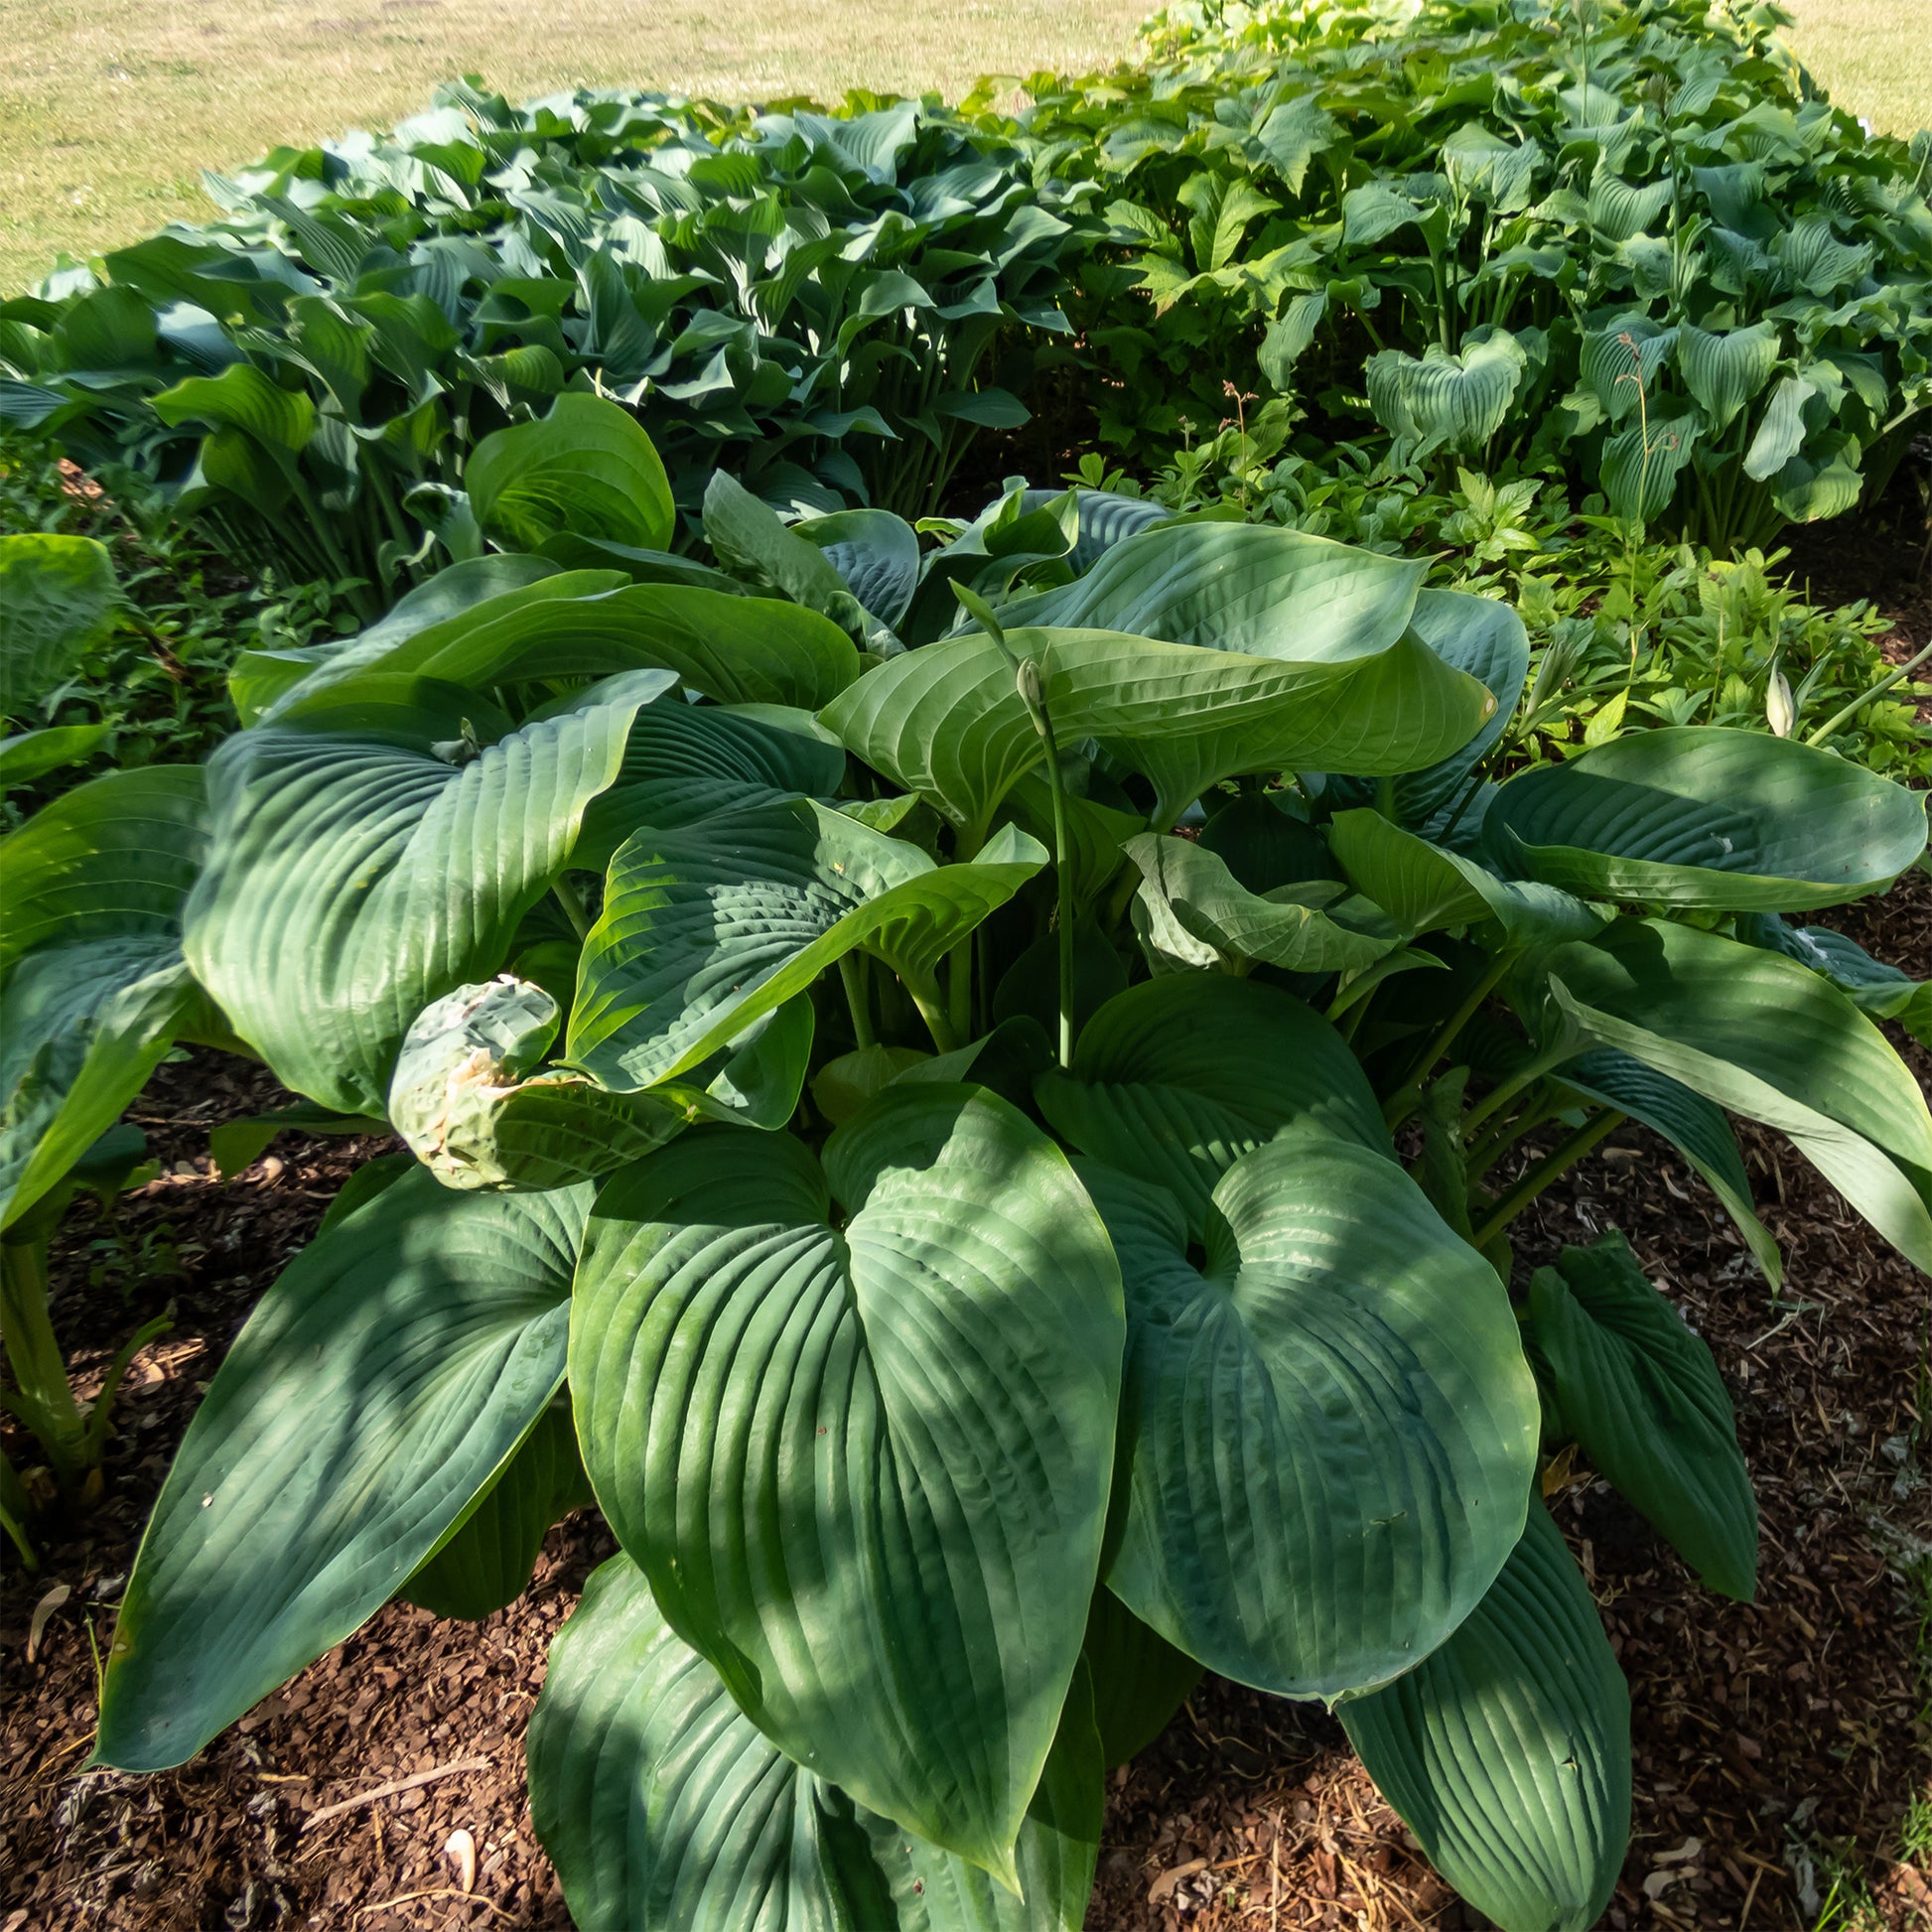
[{"left": 1469, "top": 1110, "right": 1624, "bottom": 1250}]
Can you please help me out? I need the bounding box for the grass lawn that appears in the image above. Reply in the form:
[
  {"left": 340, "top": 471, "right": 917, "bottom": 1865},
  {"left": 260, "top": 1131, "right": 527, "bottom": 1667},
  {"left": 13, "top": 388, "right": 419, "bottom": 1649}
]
[{"left": 1, "top": 0, "right": 1926, "bottom": 294}]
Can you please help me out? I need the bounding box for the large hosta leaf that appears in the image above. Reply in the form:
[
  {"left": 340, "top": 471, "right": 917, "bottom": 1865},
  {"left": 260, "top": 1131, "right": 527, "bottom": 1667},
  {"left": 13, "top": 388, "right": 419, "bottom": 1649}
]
[
  {"left": 1035, "top": 974, "right": 1385, "bottom": 1234},
  {"left": 1123, "top": 833, "right": 1399, "bottom": 977},
  {"left": 823, "top": 624, "right": 1493, "bottom": 842},
  {"left": 528, "top": 1553, "right": 1103, "bottom": 1931},
  {"left": 1739, "top": 912, "right": 1932, "bottom": 1046},
  {"left": 1531, "top": 918, "right": 1932, "bottom": 1271},
  {"left": 1085, "top": 1141, "right": 1537, "bottom": 1699},
  {"left": 569, "top": 800, "right": 1043, "bottom": 1089},
  {"left": 404, "top": 1398, "right": 593, "bottom": 1621},
  {"left": 94, "top": 1171, "right": 590, "bottom": 1771},
  {"left": 569, "top": 1086, "right": 1123, "bottom": 1878},
  {"left": 0, "top": 532, "right": 117, "bottom": 719},
  {"left": 262, "top": 573, "right": 860, "bottom": 718},
  {"left": 184, "top": 671, "right": 670, "bottom": 1114},
  {"left": 1484, "top": 728, "right": 1926, "bottom": 910},
  {"left": 800, "top": 507, "right": 922, "bottom": 631},
  {"left": 466, "top": 391, "right": 674, "bottom": 554},
  {"left": 1527, "top": 1233, "right": 1756, "bottom": 1600},
  {"left": 0, "top": 767, "right": 208, "bottom": 1230},
  {"left": 1339, "top": 1503, "right": 1629, "bottom": 1932},
  {"left": 992, "top": 521, "right": 1424, "bottom": 659},
  {"left": 1676, "top": 321, "right": 1780, "bottom": 436}
]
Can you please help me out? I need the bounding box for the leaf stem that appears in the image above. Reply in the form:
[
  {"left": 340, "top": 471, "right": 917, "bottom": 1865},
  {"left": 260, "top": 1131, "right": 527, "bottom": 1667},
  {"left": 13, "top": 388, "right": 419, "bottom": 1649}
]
[
  {"left": 1804, "top": 636, "right": 1932, "bottom": 750},
  {"left": 839, "top": 955, "right": 876, "bottom": 1050},
  {"left": 0, "top": 1237, "right": 88, "bottom": 1491},
  {"left": 1468, "top": 1109, "right": 1624, "bottom": 1250},
  {"left": 1384, "top": 950, "right": 1518, "bottom": 1129},
  {"left": 551, "top": 875, "right": 593, "bottom": 942}
]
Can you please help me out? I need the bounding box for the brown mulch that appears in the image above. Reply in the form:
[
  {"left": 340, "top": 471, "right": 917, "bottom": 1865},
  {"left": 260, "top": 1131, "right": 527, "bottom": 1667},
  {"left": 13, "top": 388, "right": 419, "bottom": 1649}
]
[{"left": 3, "top": 901, "right": 1932, "bottom": 1932}]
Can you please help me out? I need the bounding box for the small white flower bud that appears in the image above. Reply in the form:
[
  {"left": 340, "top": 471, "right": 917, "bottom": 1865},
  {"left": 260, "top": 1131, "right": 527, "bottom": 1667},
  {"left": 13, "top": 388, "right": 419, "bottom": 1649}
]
[
  {"left": 1766, "top": 668, "right": 1795, "bottom": 740},
  {"left": 1016, "top": 658, "right": 1044, "bottom": 709}
]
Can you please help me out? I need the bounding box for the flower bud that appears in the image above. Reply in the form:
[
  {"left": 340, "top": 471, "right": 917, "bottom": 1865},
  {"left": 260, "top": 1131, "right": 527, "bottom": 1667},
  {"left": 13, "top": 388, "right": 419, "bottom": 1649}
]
[
  {"left": 1016, "top": 658, "right": 1044, "bottom": 709},
  {"left": 1766, "top": 668, "right": 1795, "bottom": 739}
]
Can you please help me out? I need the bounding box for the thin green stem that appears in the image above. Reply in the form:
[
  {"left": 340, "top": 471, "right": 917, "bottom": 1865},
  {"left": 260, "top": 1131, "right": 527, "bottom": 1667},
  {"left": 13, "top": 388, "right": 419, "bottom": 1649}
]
[
  {"left": 906, "top": 980, "right": 961, "bottom": 1055},
  {"left": 0, "top": 1239, "right": 87, "bottom": 1488},
  {"left": 1806, "top": 636, "right": 1932, "bottom": 750},
  {"left": 839, "top": 955, "right": 875, "bottom": 1050},
  {"left": 1468, "top": 1109, "right": 1624, "bottom": 1251},
  {"left": 0, "top": 1448, "right": 36, "bottom": 1571},
  {"left": 551, "top": 875, "right": 593, "bottom": 942},
  {"left": 1462, "top": 1043, "right": 1569, "bottom": 1137},
  {"left": 1384, "top": 951, "right": 1518, "bottom": 1130},
  {"left": 1035, "top": 714, "right": 1077, "bottom": 1069}
]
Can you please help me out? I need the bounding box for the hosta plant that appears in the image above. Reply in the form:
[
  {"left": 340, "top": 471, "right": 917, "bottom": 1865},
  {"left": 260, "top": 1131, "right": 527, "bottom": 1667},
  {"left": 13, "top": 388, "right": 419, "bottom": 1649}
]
[{"left": 26, "top": 399, "right": 1932, "bottom": 1932}]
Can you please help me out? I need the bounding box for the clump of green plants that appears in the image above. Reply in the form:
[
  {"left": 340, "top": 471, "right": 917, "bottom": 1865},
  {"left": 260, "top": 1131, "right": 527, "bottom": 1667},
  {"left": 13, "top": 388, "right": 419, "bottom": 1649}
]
[
  {"left": 0, "top": 433, "right": 354, "bottom": 821},
  {"left": 11, "top": 395, "right": 1932, "bottom": 1932},
  {"left": 1011, "top": 0, "right": 1932, "bottom": 552},
  {"left": 0, "top": 90, "right": 1089, "bottom": 617}
]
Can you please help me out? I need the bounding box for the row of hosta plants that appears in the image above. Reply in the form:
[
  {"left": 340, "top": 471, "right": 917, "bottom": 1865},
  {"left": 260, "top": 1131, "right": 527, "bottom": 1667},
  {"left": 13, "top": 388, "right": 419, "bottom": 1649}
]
[
  {"left": 6, "top": 0, "right": 1931, "bottom": 603},
  {"left": 1010, "top": 0, "right": 1932, "bottom": 548},
  {"left": 0, "top": 88, "right": 1090, "bottom": 617},
  {"left": 6, "top": 396, "right": 1932, "bottom": 1931}
]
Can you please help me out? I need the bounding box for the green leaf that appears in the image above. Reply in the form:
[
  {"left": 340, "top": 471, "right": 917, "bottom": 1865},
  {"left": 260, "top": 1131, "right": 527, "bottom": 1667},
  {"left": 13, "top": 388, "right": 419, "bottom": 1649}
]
[
  {"left": 0, "top": 534, "right": 117, "bottom": 721},
  {"left": 1531, "top": 918, "right": 1932, "bottom": 1272},
  {"left": 404, "top": 1398, "right": 592, "bottom": 1620},
  {"left": 0, "top": 723, "right": 113, "bottom": 787},
  {"left": 1366, "top": 333, "right": 1527, "bottom": 454},
  {"left": 824, "top": 624, "right": 1494, "bottom": 841},
  {"left": 1739, "top": 913, "right": 1932, "bottom": 1047},
  {"left": 230, "top": 555, "right": 565, "bottom": 725},
  {"left": 184, "top": 671, "right": 671, "bottom": 1114},
  {"left": 1339, "top": 1503, "right": 1629, "bottom": 1932},
  {"left": 0, "top": 767, "right": 209, "bottom": 1231},
  {"left": 701, "top": 470, "right": 883, "bottom": 644},
  {"left": 1483, "top": 728, "right": 1927, "bottom": 910},
  {"left": 1035, "top": 975, "right": 1387, "bottom": 1238},
  {"left": 569, "top": 801, "right": 1043, "bottom": 1089},
  {"left": 466, "top": 391, "right": 674, "bottom": 553},
  {"left": 262, "top": 573, "right": 861, "bottom": 716},
  {"left": 1527, "top": 1233, "right": 1756, "bottom": 1600},
  {"left": 1675, "top": 322, "right": 1780, "bottom": 437},
  {"left": 1555, "top": 1049, "right": 1781, "bottom": 1288},
  {"left": 992, "top": 522, "right": 1424, "bottom": 660},
  {"left": 528, "top": 1553, "right": 1103, "bottom": 1931},
  {"left": 207, "top": 1100, "right": 383, "bottom": 1180},
  {"left": 94, "top": 1172, "right": 591, "bottom": 1771},
  {"left": 1327, "top": 809, "right": 1605, "bottom": 946},
  {"left": 570, "top": 1086, "right": 1123, "bottom": 1879},
  {"left": 151, "top": 363, "right": 316, "bottom": 453},
  {"left": 574, "top": 698, "right": 848, "bottom": 874},
  {"left": 1083, "top": 1587, "right": 1201, "bottom": 1769},
  {"left": 799, "top": 507, "right": 922, "bottom": 632},
  {"left": 1600, "top": 413, "right": 1699, "bottom": 523},
  {"left": 1123, "top": 833, "right": 1400, "bottom": 976},
  {"left": 1744, "top": 373, "right": 1812, "bottom": 482},
  {"left": 1084, "top": 1140, "right": 1537, "bottom": 1699}
]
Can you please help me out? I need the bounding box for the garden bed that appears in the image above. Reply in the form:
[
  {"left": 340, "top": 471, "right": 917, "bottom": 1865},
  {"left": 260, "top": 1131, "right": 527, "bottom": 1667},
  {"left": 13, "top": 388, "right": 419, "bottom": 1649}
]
[{"left": 2, "top": 874, "right": 1928, "bottom": 1932}]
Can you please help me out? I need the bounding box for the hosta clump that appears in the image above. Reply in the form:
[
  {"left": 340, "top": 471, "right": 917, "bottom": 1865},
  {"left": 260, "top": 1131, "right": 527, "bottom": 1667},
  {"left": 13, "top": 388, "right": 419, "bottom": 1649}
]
[
  {"left": 1017, "top": 0, "right": 1932, "bottom": 550},
  {"left": 0, "top": 88, "right": 1086, "bottom": 613},
  {"left": 22, "top": 398, "right": 1932, "bottom": 1931}
]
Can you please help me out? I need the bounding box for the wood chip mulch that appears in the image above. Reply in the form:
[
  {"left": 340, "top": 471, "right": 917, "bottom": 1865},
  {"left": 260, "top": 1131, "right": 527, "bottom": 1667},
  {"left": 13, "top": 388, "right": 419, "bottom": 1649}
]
[{"left": 3, "top": 889, "right": 1930, "bottom": 1932}]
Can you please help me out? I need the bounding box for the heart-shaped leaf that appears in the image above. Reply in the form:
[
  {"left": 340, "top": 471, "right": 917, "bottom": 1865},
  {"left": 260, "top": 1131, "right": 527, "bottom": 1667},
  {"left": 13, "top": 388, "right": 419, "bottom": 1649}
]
[
  {"left": 1484, "top": 728, "right": 1926, "bottom": 910},
  {"left": 1527, "top": 1233, "right": 1756, "bottom": 1600},
  {"left": 95, "top": 1171, "right": 591, "bottom": 1771},
  {"left": 569, "top": 1085, "right": 1123, "bottom": 1879},
  {"left": 1035, "top": 974, "right": 1386, "bottom": 1235},
  {"left": 527, "top": 1553, "right": 1103, "bottom": 1930},
  {"left": 185, "top": 671, "right": 671, "bottom": 1114},
  {"left": 1339, "top": 1502, "right": 1629, "bottom": 1932},
  {"left": 467, "top": 392, "right": 674, "bottom": 553},
  {"left": 569, "top": 800, "right": 1043, "bottom": 1087},
  {"left": 800, "top": 506, "right": 923, "bottom": 631},
  {"left": 1676, "top": 321, "right": 1780, "bottom": 436},
  {"left": 1085, "top": 1140, "right": 1537, "bottom": 1699}
]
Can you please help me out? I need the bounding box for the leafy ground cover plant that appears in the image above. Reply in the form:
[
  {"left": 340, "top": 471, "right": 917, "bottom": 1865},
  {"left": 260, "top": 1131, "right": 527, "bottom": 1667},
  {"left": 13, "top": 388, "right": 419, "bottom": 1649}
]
[
  {"left": 1012, "top": 0, "right": 1932, "bottom": 551},
  {"left": 0, "top": 87, "right": 1087, "bottom": 618},
  {"left": 7, "top": 395, "right": 1929, "bottom": 1930}
]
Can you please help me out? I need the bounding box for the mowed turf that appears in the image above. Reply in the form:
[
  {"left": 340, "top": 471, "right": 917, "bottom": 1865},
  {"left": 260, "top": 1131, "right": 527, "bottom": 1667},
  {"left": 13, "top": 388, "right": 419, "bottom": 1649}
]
[{"left": 1, "top": 0, "right": 1925, "bottom": 294}]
